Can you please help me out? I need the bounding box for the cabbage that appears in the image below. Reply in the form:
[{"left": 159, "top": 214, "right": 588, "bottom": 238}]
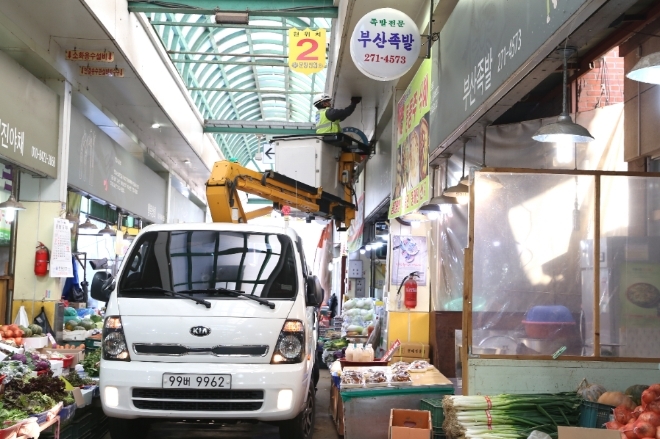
[
  {"left": 343, "top": 299, "right": 355, "bottom": 310},
  {"left": 346, "top": 325, "right": 364, "bottom": 333},
  {"left": 356, "top": 299, "right": 365, "bottom": 308}
]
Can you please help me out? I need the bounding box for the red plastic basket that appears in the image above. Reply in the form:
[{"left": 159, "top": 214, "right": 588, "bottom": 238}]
[{"left": 339, "top": 359, "right": 389, "bottom": 368}]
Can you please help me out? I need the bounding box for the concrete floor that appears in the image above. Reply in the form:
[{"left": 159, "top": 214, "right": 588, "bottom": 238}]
[{"left": 103, "top": 370, "right": 341, "bottom": 439}]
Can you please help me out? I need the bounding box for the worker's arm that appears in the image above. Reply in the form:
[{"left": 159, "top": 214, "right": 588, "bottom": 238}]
[{"left": 325, "top": 97, "right": 361, "bottom": 122}]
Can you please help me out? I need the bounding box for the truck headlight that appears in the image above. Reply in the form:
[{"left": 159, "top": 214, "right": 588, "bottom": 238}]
[
  {"left": 271, "top": 320, "right": 304, "bottom": 364},
  {"left": 102, "top": 316, "right": 130, "bottom": 361}
]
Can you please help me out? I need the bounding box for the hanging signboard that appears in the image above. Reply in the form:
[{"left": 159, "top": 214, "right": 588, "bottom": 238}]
[
  {"left": 389, "top": 59, "right": 431, "bottom": 218},
  {"left": 288, "top": 28, "right": 326, "bottom": 75},
  {"left": 66, "top": 50, "right": 115, "bottom": 62},
  {"left": 431, "top": 0, "right": 589, "bottom": 151},
  {"left": 79, "top": 66, "right": 124, "bottom": 77},
  {"left": 51, "top": 218, "right": 73, "bottom": 278},
  {"left": 68, "top": 108, "right": 167, "bottom": 223},
  {"left": 0, "top": 52, "right": 59, "bottom": 178},
  {"left": 350, "top": 8, "right": 421, "bottom": 81}
]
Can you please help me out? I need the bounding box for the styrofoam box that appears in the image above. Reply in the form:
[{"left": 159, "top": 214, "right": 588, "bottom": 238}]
[
  {"left": 23, "top": 336, "right": 48, "bottom": 349},
  {"left": 63, "top": 330, "right": 86, "bottom": 341},
  {"left": 50, "top": 360, "right": 63, "bottom": 377}
]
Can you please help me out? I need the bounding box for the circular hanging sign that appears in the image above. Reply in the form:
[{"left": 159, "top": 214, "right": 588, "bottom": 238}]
[
  {"left": 350, "top": 8, "right": 421, "bottom": 82},
  {"left": 342, "top": 127, "right": 369, "bottom": 145}
]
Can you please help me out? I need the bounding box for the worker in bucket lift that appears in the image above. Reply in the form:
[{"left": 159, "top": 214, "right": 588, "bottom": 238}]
[{"left": 314, "top": 94, "right": 362, "bottom": 134}]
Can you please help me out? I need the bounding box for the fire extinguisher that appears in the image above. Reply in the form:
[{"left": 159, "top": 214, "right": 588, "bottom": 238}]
[
  {"left": 34, "top": 242, "right": 49, "bottom": 276},
  {"left": 396, "top": 271, "right": 420, "bottom": 310}
]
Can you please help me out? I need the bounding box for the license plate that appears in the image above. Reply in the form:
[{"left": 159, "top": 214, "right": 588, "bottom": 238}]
[{"left": 162, "top": 374, "right": 231, "bottom": 389}]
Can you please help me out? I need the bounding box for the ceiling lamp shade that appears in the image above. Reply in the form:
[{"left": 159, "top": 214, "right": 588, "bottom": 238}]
[
  {"left": 627, "top": 51, "right": 660, "bottom": 84},
  {"left": 98, "top": 224, "right": 115, "bottom": 235},
  {"left": 78, "top": 217, "right": 98, "bottom": 229},
  {"left": 444, "top": 137, "right": 470, "bottom": 198},
  {"left": 0, "top": 194, "right": 25, "bottom": 212},
  {"left": 532, "top": 48, "right": 594, "bottom": 144}
]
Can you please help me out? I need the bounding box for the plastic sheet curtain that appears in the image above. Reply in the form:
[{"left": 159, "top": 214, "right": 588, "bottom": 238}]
[{"left": 431, "top": 104, "right": 625, "bottom": 313}]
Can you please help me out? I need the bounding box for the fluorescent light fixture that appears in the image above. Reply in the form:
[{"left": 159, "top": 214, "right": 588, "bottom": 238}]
[
  {"left": 151, "top": 123, "right": 160, "bottom": 129},
  {"left": 533, "top": 48, "right": 594, "bottom": 143},
  {"left": 627, "top": 51, "right": 660, "bottom": 84},
  {"left": 277, "top": 389, "right": 293, "bottom": 410},
  {"left": 360, "top": 248, "right": 366, "bottom": 255},
  {"left": 216, "top": 11, "right": 249, "bottom": 25},
  {"left": 104, "top": 386, "right": 119, "bottom": 407},
  {"left": 365, "top": 244, "right": 372, "bottom": 251}
]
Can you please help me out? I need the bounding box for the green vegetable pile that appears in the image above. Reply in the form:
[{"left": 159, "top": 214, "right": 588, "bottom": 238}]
[
  {"left": 323, "top": 338, "right": 348, "bottom": 350},
  {"left": 442, "top": 392, "right": 582, "bottom": 439},
  {"left": 64, "top": 370, "right": 95, "bottom": 387},
  {"left": 82, "top": 349, "right": 101, "bottom": 377},
  {"left": 0, "top": 361, "right": 31, "bottom": 384},
  {"left": 0, "top": 402, "right": 28, "bottom": 426},
  {"left": 4, "top": 391, "right": 57, "bottom": 414}
]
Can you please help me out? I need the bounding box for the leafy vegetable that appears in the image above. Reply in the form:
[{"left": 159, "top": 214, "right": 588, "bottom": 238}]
[
  {"left": 82, "top": 350, "right": 101, "bottom": 377},
  {"left": 5, "top": 392, "right": 56, "bottom": 414},
  {"left": 0, "top": 402, "right": 28, "bottom": 425},
  {"left": 5, "top": 373, "right": 68, "bottom": 403},
  {"left": 0, "top": 361, "right": 30, "bottom": 384},
  {"left": 64, "top": 370, "right": 95, "bottom": 387}
]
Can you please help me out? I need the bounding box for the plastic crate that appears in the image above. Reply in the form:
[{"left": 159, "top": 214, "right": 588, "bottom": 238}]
[
  {"left": 60, "top": 423, "right": 78, "bottom": 439},
  {"left": 421, "top": 398, "right": 445, "bottom": 430},
  {"left": 578, "top": 400, "right": 613, "bottom": 428},
  {"left": 433, "top": 430, "right": 446, "bottom": 439},
  {"left": 84, "top": 337, "right": 101, "bottom": 353}
]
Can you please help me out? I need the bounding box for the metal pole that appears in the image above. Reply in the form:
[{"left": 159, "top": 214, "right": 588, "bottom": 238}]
[{"left": 6, "top": 169, "right": 19, "bottom": 324}]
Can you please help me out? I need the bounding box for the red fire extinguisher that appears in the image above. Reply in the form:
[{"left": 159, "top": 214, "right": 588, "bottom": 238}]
[
  {"left": 34, "top": 242, "right": 49, "bottom": 276},
  {"left": 396, "top": 271, "right": 420, "bottom": 310},
  {"left": 404, "top": 273, "right": 418, "bottom": 309}
]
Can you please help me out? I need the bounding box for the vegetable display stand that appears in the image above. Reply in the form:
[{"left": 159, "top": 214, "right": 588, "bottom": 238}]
[{"left": 340, "top": 367, "right": 454, "bottom": 439}]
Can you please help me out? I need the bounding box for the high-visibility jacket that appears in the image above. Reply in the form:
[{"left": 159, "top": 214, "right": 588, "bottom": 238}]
[{"left": 315, "top": 109, "right": 342, "bottom": 134}]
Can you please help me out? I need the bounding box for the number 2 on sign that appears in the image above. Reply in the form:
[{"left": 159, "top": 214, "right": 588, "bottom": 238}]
[{"left": 297, "top": 39, "right": 319, "bottom": 61}]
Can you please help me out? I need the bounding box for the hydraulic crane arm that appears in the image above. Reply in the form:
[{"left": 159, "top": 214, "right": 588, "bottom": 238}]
[{"left": 206, "top": 160, "right": 357, "bottom": 230}]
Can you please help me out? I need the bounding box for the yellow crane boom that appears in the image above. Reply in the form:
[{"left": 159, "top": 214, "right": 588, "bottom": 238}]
[{"left": 206, "top": 152, "right": 360, "bottom": 231}]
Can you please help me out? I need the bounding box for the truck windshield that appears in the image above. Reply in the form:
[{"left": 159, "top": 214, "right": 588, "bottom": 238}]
[{"left": 118, "top": 230, "right": 298, "bottom": 300}]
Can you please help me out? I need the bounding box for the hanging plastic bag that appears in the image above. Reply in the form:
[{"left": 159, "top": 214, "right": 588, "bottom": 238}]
[
  {"left": 13, "top": 306, "right": 29, "bottom": 327},
  {"left": 527, "top": 431, "right": 552, "bottom": 439},
  {"left": 33, "top": 306, "right": 55, "bottom": 337}
]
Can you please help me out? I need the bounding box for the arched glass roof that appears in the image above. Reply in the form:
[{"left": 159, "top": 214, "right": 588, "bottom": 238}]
[{"left": 148, "top": 13, "right": 330, "bottom": 169}]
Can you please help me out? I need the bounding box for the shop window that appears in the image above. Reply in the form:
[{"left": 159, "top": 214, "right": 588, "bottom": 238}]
[{"left": 467, "top": 170, "right": 660, "bottom": 361}]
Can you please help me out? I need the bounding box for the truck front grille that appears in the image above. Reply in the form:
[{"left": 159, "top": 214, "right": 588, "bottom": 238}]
[{"left": 131, "top": 388, "right": 264, "bottom": 412}]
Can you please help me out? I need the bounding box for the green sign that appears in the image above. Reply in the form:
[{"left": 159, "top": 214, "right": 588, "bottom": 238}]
[{"left": 389, "top": 59, "right": 431, "bottom": 218}]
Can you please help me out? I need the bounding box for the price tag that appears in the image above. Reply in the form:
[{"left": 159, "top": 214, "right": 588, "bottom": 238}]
[{"left": 288, "top": 28, "right": 326, "bottom": 75}]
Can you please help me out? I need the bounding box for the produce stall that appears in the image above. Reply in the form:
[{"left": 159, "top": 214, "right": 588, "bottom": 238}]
[
  {"left": 0, "top": 322, "right": 106, "bottom": 439},
  {"left": 332, "top": 360, "right": 454, "bottom": 439}
]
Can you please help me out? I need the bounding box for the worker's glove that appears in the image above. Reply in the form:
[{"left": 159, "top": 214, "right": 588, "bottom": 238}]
[{"left": 351, "top": 96, "right": 362, "bottom": 105}]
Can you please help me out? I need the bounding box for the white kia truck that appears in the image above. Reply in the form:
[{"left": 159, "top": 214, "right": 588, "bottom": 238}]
[{"left": 91, "top": 223, "right": 322, "bottom": 439}]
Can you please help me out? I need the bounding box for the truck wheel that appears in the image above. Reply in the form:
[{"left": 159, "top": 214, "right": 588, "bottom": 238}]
[
  {"left": 108, "top": 418, "right": 150, "bottom": 439},
  {"left": 279, "top": 384, "right": 315, "bottom": 439}
]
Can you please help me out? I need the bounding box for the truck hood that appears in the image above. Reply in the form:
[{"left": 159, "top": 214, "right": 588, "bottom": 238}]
[{"left": 117, "top": 297, "right": 294, "bottom": 364}]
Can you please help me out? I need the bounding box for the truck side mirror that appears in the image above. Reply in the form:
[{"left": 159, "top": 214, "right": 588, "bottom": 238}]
[
  {"left": 305, "top": 275, "right": 323, "bottom": 307},
  {"left": 91, "top": 271, "right": 114, "bottom": 302}
]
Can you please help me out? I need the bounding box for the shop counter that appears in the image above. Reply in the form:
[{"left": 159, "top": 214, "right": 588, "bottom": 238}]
[{"left": 338, "top": 367, "right": 454, "bottom": 439}]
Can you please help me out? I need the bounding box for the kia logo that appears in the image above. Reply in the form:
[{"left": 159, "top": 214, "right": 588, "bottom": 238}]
[{"left": 190, "top": 326, "right": 211, "bottom": 337}]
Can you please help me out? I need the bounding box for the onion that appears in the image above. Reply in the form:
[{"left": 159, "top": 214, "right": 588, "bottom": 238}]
[
  {"left": 649, "top": 384, "right": 660, "bottom": 395},
  {"left": 643, "top": 390, "right": 659, "bottom": 407},
  {"left": 634, "top": 407, "right": 647, "bottom": 419},
  {"left": 649, "top": 401, "right": 660, "bottom": 414},
  {"left": 639, "top": 412, "right": 660, "bottom": 427},
  {"left": 655, "top": 425, "right": 660, "bottom": 439},
  {"left": 617, "top": 406, "right": 635, "bottom": 424},
  {"left": 634, "top": 421, "right": 656, "bottom": 438},
  {"left": 607, "top": 421, "right": 624, "bottom": 430},
  {"left": 623, "top": 422, "right": 640, "bottom": 439}
]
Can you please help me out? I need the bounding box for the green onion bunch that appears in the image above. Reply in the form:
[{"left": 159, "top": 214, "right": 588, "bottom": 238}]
[{"left": 442, "top": 393, "right": 582, "bottom": 439}]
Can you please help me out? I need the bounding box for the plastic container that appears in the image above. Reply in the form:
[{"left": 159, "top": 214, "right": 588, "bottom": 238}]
[
  {"left": 421, "top": 398, "right": 445, "bottom": 430},
  {"left": 578, "top": 401, "right": 614, "bottom": 428},
  {"left": 523, "top": 305, "right": 575, "bottom": 338}
]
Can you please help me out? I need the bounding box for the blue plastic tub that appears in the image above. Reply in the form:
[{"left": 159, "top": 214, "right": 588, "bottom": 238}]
[{"left": 525, "top": 305, "right": 574, "bottom": 323}]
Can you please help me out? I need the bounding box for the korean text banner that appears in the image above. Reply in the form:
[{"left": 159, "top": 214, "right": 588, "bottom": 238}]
[
  {"left": 68, "top": 108, "right": 167, "bottom": 223},
  {"left": 431, "top": 0, "right": 587, "bottom": 151},
  {"left": 389, "top": 59, "right": 431, "bottom": 218}
]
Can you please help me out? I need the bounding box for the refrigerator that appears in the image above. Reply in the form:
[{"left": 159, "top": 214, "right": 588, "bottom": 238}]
[{"left": 581, "top": 236, "right": 660, "bottom": 358}]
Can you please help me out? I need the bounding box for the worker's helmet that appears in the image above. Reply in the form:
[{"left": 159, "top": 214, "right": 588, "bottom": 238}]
[{"left": 313, "top": 94, "right": 332, "bottom": 108}]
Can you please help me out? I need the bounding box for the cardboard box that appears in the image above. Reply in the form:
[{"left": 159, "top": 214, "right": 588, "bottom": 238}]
[
  {"left": 389, "top": 356, "right": 431, "bottom": 365},
  {"left": 395, "top": 342, "right": 430, "bottom": 359},
  {"left": 558, "top": 426, "right": 619, "bottom": 439},
  {"left": 389, "top": 409, "right": 431, "bottom": 439}
]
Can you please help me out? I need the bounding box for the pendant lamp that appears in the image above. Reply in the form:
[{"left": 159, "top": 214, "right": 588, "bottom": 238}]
[
  {"left": 0, "top": 194, "right": 26, "bottom": 223},
  {"left": 443, "top": 138, "right": 470, "bottom": 200},
  {"left": 627, "top": 51, "right": 660, "bottom": 85},
  {"left": 78, "top": 217, "right": 98, "bottom": 230},
  {"left": 532, "top": 47, "right": 595, "bottom": 143},
  {"left": 98, "top": 223, "right": 115, "bottom": 236},
  {"left": 419, "top": 161, "right": 459, "bottom": 215}
]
